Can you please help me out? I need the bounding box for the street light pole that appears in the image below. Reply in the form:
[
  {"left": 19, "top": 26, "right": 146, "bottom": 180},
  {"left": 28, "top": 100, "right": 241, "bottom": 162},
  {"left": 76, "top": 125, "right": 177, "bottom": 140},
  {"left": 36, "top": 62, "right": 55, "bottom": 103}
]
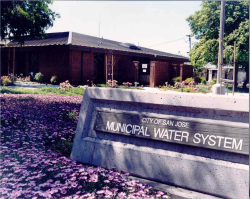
[
  {"left": 213, "top": 0, "right": 226, "bottom": 95},
  {"left": 217, "top": 0, "right": 225, "bottom": 85}
]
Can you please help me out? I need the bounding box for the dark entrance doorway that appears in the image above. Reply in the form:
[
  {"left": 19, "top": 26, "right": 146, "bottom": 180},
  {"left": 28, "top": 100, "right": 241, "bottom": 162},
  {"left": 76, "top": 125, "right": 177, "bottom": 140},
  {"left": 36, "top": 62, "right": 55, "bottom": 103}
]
[
  {"left": 133, "top": 57, "right": 150, "bottom": 85},
  {"left": 139, "top": 63, "right": 150, "bottom": 85},
  {"left": 29, "top": 53, "right": 39, "bottom": 78},
  {"left": 94, "top": 54, "right": 105, "bottom": 84},
  {"left": 16, "top": 52, "right": 26, "bottom": 76}
]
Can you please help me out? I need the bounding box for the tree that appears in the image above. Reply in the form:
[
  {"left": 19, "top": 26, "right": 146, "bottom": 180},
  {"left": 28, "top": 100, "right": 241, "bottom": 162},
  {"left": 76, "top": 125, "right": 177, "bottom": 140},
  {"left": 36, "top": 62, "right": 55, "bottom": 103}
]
[
  {"left": 187, "top": 1, "right": 249, "bottom": 88},
  {"left": 1, "top": 0, "right": 60, "bottom": 45}
]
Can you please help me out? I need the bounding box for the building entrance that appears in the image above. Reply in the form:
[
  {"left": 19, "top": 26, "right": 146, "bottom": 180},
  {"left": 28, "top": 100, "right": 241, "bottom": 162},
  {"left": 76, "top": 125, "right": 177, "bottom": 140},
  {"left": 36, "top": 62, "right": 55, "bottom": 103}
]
[
  {"left": 139, "top": 63, "right": 150, "bottom": 85},
  {"left": 94, "top": 54, "right": 105, "bottom": 84},
  {"left": 16, "top": 52, "right": 26, "bottom": 76},
  {"left": 132, "top": 57, "right": 150, "bottom": 86}
]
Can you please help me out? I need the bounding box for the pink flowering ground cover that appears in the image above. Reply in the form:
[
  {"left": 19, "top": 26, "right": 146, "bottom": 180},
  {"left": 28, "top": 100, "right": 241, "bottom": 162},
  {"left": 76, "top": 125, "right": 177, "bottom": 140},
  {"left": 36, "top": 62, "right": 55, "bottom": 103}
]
[{"left": 0, "top": 94, "right": 170, "bottom": 199}]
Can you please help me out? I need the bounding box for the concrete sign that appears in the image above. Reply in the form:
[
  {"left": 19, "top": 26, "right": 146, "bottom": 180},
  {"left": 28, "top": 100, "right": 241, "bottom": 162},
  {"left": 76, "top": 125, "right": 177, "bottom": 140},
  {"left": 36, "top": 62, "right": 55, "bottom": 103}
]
[
  {"left": 71, "top": 87, "right": 249, "bottom": 199},
  {"left": 94, "top": 111, "right": 248, "bottom": 155}
]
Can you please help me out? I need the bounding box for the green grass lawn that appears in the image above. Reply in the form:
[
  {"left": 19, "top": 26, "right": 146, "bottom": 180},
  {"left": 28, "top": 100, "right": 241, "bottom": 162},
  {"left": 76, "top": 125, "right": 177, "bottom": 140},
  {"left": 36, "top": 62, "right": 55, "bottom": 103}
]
[
  {"left": 15, "top": 80, "right": 51, "bottom": 85},
  {"left": 0, "top": 83, "right": 139, "bottom": 95},
  {"left": 224, "top": 84, "right": 249, "bottom": 93},
  {"left": 1, "top": 83, "right": 248, "bottom": 95},
  {"left": 0, "top": 87, "right": 85, "bottom": 95}
]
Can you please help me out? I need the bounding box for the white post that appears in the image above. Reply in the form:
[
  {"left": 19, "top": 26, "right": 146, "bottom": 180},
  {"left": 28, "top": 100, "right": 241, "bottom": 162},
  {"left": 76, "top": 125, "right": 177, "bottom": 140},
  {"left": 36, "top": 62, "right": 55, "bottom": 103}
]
[
  {"left": 213, "top": 1, "right": 226, "bottom": 95},
  {"left": 217, "top": 1, "right": 225, "bottom": 84},
  {"left": 233, "top": 41, "right": 236, "bottom": 96}
]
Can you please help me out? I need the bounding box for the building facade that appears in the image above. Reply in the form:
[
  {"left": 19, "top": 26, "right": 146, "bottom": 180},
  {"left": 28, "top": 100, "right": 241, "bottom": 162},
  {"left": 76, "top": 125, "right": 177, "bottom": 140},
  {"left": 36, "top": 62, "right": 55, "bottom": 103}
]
[{"left": 1, "top": 32, "right": 193, "bottom": 87}]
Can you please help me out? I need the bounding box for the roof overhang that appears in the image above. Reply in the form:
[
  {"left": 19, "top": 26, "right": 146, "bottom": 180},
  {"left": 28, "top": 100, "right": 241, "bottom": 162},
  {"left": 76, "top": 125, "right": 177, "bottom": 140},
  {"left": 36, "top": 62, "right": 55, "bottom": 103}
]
[
  {"left": 69, "top": 45, "right": 189, "bottom": 62},
  {"left": 1, "top": 44, "right": 189, "bottom": 62}
]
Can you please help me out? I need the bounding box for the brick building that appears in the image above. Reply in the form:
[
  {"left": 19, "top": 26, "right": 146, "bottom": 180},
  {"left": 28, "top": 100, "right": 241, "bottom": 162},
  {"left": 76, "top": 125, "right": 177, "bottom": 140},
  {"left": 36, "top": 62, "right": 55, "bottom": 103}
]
[{"left": 1, "top": 32, "right": 193, "bottom": 87}]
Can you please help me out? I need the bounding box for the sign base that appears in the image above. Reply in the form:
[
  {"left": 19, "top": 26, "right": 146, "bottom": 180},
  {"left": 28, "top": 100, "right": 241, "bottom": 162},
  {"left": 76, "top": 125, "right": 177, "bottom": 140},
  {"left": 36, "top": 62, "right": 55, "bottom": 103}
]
[{"left": 212, "top": 83, "right": 226, "bottom": 95}]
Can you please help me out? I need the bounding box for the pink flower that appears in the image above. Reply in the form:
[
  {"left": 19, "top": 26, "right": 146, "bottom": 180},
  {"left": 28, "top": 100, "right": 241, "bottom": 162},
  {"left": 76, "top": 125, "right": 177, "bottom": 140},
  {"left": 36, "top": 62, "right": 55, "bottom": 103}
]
[
  {"left": 61, "top": 189, "right": 67, "bottom": 194},
  {"left": 118, "top": 192, "right": 126, "bottom": 198},
  {"left": 96, "top": 190, "right": 105, "bottom": 194},
  {"left": 28, "top": 181, "right": 36, "bottom": 187},
  {"left": 89, "top": 174, "right": 98, "bottom": 182},
  {"left": 71, "top": 181, "right": 78, "bottom": 188}
]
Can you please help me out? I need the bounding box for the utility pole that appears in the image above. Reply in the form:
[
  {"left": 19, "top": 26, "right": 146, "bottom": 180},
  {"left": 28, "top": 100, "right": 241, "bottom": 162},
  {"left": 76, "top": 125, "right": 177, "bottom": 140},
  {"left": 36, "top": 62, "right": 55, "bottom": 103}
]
[
  {"left": 186, "top": 35, "right": 191, "bottom": 51},
  {"left": 99, "top": 13, "right": 101, "bottom": 39},
  {"left": 98, "top": 14, "right": 101, "bottom": 47},
  {"left": 217, "top": 1, "right": 225, "bottom": 85},
  {"left": 213, "top": 0, "right": 226, "bottom": 94}
]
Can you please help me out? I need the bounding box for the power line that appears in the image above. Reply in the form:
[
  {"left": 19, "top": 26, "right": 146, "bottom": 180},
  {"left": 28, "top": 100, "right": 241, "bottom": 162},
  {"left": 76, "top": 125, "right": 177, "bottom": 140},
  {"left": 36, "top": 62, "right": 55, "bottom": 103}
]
[{"left": 148, "top": 38, "right": 186, "bottom": 47}]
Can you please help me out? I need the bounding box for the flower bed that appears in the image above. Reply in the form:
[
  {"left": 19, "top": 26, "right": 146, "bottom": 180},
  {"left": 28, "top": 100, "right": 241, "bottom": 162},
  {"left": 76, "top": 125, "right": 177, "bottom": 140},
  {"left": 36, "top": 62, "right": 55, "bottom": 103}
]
[{"left": 0, "top": 94, "right": 169, "bottom": 199}]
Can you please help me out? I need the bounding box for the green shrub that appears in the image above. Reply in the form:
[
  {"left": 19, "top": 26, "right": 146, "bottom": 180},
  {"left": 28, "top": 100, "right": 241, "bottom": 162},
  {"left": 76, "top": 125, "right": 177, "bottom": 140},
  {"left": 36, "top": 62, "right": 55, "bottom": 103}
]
[
  {"left": 210, "top": 78, "right": 217, "bottom": 85},
  {"left": 50, "top": 76, "right": 57, "bottom": 84},
  {"left": 200, "top": 77, "right": 207, "bottom": 85},
  {"left": 183, "top": 86, "right": 198, "bottom": 93},
  {"left": 172, "top": 76, "right": 181, "bottom": 84},
  {"left": 195, "top": 76, "right": 201, "bottom": 84},
  {"left": 195, "top": 76, "right": 207, "bottom": 85},
  {"left": 185, "top": 77, "right": 195, "bottom": 82},
  {"left": 34, "top": 72, "right": 43, "bottom": 83},
  {"left": 197, "top": 85, "right": 211, "bottom": 93},
  {"left": 2, "top": 77, "right": 12, "bottom": 86},
  {"left": 96, "top": 84, "right": 109, "bottom": 87}
]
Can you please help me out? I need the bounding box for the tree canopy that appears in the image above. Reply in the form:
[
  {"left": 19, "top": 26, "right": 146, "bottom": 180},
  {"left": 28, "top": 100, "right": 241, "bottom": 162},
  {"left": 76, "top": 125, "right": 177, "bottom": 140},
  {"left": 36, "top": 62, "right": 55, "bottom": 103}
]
[
  {"left": 186, "top": 1, "right": 249, "bottom": 86},
  {"left": 1, "top": 0, "right": 60, "bottom": 45}
]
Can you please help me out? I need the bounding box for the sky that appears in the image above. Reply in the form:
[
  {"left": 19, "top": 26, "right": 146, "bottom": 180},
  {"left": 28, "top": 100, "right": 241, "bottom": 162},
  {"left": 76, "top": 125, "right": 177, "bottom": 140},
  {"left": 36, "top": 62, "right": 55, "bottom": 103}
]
[{"left": 47, "top": 1, "right": 202, "bottom": 58}]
